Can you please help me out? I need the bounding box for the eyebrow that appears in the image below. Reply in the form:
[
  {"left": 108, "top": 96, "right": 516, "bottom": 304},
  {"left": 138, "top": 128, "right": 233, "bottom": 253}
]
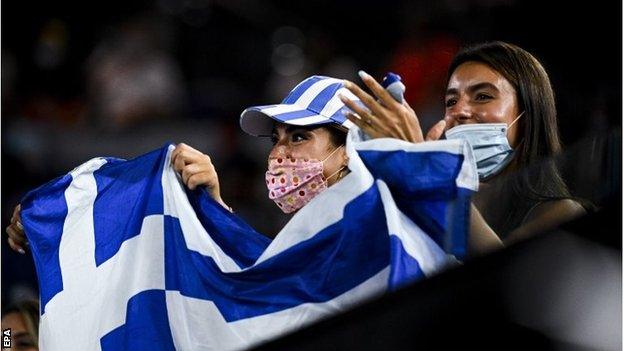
[
  {"left": 12, "top": 332, "right": 30, "bottom": 337},
  {"left": 271, "top": 125, "right": 315, "bottom": 136},
  {"left": 446, "top": 82, "right": 499, "bottom": 96}
]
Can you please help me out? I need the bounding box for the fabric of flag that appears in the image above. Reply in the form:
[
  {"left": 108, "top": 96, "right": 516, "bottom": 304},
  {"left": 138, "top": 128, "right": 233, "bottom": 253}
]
[{"left": 21, "top": 129, "right": 478, "bottom": 351}]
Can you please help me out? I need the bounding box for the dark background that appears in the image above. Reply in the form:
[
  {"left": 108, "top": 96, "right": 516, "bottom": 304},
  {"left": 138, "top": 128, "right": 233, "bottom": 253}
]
[{"left": 2, "top": 0, "right": 621, "bottom": 315}]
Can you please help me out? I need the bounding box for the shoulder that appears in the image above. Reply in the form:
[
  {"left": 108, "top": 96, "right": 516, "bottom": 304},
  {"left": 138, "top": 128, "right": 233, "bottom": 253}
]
[
  {"left": 524, "top": 198, "right": 587, "bottom": 225},
  {"left": 505, "top": 198, "right": 587, "bottom": 244}
]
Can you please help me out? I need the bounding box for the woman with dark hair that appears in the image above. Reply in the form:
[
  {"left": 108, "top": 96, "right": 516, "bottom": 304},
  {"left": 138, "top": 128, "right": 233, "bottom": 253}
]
[
  {"left": 6, "top": 42, "right": 582, "bottom": 254},
  {"left": 1, "top": 299, "right": 39, "bottom": 350},
  {"left": 340, "top": 41, "right": 586, "bottom": 250}
]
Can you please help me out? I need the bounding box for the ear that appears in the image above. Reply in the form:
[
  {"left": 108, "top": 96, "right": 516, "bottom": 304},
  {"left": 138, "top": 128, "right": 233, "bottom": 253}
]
[{"left": 341, "top": 148, "right": 349, "bottom": 166}]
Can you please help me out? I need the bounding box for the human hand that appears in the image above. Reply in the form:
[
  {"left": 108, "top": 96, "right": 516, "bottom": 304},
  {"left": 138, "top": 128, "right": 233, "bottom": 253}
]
[
  {"left": 339, "top": 70, "right": 447, "bottom": 143},
  {"left": 6, "top": 204, "right": 27, "bottom": 254},
  {"left": 171, "top": 143, "right": 231, "bottom": 212}
]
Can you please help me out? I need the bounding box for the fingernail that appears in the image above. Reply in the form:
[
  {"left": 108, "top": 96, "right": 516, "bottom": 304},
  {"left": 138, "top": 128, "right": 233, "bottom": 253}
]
[
  {"left": 16, "top": 222, "right": 23, "bottom": 230},
  {"left": 342, "top": 80, "right": 351, "bottom": 88},
  {"left": 18, "top": 248, "right": 25, "bottom": 255},
  {"left": 358, "top": 70, "right": 370, "bottom": 79}
]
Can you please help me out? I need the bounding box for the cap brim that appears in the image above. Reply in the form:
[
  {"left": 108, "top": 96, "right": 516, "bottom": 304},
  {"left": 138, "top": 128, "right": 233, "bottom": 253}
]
[{"left": 240, "top": 104, "right": 335, "bottom": 137}]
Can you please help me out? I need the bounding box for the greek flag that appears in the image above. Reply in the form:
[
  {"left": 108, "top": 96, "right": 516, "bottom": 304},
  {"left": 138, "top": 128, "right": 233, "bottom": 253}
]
[{"left": 21, "top": 130, "right": 477, "bottom": 350}]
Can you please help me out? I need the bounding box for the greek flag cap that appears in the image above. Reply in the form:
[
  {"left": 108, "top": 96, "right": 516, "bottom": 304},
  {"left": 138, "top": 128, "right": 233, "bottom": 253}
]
[{"left": 240, "top": 76, "right": 363, "bottom": 137}]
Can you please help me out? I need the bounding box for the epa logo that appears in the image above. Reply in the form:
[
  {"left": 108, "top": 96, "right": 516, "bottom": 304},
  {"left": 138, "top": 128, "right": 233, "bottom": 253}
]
[{"left": 2, "top": 328, "right": 10, "bottom": 348}]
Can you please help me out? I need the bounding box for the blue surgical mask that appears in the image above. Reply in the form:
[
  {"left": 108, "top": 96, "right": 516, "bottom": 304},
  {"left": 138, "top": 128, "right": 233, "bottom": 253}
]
[{"left": 445, "top": 112, "right": 523, "bottom": 180}]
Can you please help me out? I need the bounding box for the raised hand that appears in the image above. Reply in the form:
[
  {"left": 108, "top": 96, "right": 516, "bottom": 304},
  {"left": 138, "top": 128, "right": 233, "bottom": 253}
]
[{"left": 339, "top": 71, "right": 447, "bottom": 143}]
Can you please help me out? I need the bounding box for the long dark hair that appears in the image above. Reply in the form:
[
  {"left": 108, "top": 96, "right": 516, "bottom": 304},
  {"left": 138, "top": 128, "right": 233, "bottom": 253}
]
[
  {"left": 1, "top": 299, "right": 40, "bottom": 349},
  {"left": 447, "top": 41, "right": 572, "bottom": 234}
]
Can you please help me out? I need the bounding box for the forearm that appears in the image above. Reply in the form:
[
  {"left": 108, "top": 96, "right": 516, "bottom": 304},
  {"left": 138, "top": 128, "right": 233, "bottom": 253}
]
[{"left": 468, "top": 203, "right": 504, "bottom": 256}]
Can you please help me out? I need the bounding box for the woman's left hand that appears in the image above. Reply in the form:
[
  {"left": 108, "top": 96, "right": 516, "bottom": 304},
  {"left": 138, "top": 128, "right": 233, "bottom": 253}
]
[{"left": 339, "top": 71, "right": 447, "bottom": 143}]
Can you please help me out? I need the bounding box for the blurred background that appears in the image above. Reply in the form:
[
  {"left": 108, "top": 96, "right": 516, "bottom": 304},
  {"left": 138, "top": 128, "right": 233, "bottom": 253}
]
[{"left": 2, "top": 0, "right": 621, "bottom": 339}]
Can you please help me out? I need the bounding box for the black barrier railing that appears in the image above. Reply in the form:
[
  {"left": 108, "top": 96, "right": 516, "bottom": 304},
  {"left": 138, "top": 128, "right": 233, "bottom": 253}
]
[{"left": 254, "top": 199, "right": 621, "bottom": 350}]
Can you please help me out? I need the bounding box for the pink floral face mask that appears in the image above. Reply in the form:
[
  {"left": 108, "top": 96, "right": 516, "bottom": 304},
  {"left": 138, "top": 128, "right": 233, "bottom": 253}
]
[{"left": 266, "top": 146, "right": 345, "bottom": 213}]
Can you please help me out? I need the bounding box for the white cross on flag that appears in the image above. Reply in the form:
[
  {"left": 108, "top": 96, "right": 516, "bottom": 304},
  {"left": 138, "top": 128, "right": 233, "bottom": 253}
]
[{"left": 21, "top": 131, "right": 478, "bottom": 350}]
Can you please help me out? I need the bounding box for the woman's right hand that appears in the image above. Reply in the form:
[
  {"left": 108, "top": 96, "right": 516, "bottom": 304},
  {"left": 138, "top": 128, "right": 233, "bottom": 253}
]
[
  {"left": 340, "top": 71, "right": 448, "bottom": 143},
  {"left": 171, "top": 143, "right": 231, "bottom": 212},
  {"left": 6, "top": 204, "right": 27, "bottom": 254}
]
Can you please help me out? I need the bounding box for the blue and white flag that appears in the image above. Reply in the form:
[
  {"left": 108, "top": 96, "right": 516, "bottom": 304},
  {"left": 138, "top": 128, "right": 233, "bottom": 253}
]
[{"left": 21, "top": 130, "right": 478, "bottom": 350}]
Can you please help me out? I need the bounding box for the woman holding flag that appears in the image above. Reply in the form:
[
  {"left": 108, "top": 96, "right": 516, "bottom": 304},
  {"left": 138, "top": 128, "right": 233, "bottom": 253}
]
[
  {"left": 147, "top": 69, "right": 504, "bottom": 255},
  {"left": 3, "top": 41, "right": 589, "bottom": 351},
  {"left": 6, "top": 41, "right": 583, "bottom": 255},
  {"left": 6, "top": 71, "right": 480, "bottom": 350}
]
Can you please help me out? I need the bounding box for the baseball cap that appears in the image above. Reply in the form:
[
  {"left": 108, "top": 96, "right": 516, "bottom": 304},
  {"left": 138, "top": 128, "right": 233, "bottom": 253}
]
[{"left": 240, "top": 75, "right": 363, "bottom": 137}]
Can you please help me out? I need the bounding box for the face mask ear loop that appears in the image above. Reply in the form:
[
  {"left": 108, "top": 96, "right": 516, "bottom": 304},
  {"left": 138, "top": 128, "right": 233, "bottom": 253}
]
[
  {"left": 321, "top": 144, "right": 344, "bottom": 164},
  {"left": 325, "top": 165, "right": 347, "bottom": 182},
  {"left": 507, "top": 111, "right": 525, "bottom": 130},
  {"left": 507, "top": 111, "right": 525, "bottom": 149},
  {"left": 322, "top": 145, "right": 346, "bottom": 182}
]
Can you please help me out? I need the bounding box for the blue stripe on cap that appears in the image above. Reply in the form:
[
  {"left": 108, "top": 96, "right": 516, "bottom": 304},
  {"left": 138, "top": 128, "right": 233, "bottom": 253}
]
[
  {"left": 282, "top": 76, "right": 325, "bottom": 104},
  {"left": 306, "top": 82, "right": 342, "bottom": 114},
  {"left": 329, "top": 100, "right": 367, "bottom": 124},
  {"left": 272, "top": 109, "right": 319, "bottom": 122}
]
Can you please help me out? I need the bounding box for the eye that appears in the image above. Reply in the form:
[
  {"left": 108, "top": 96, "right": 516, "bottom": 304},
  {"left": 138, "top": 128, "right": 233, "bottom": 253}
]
[
  {"left": 475, "top": 93, "right": 493, "bottom": 101},
  {"left": 445, "top": 98, "right": 457, "bottom": 108},
  {"left": 291, "top": 132, "right": 307, "bottom": 143}
]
